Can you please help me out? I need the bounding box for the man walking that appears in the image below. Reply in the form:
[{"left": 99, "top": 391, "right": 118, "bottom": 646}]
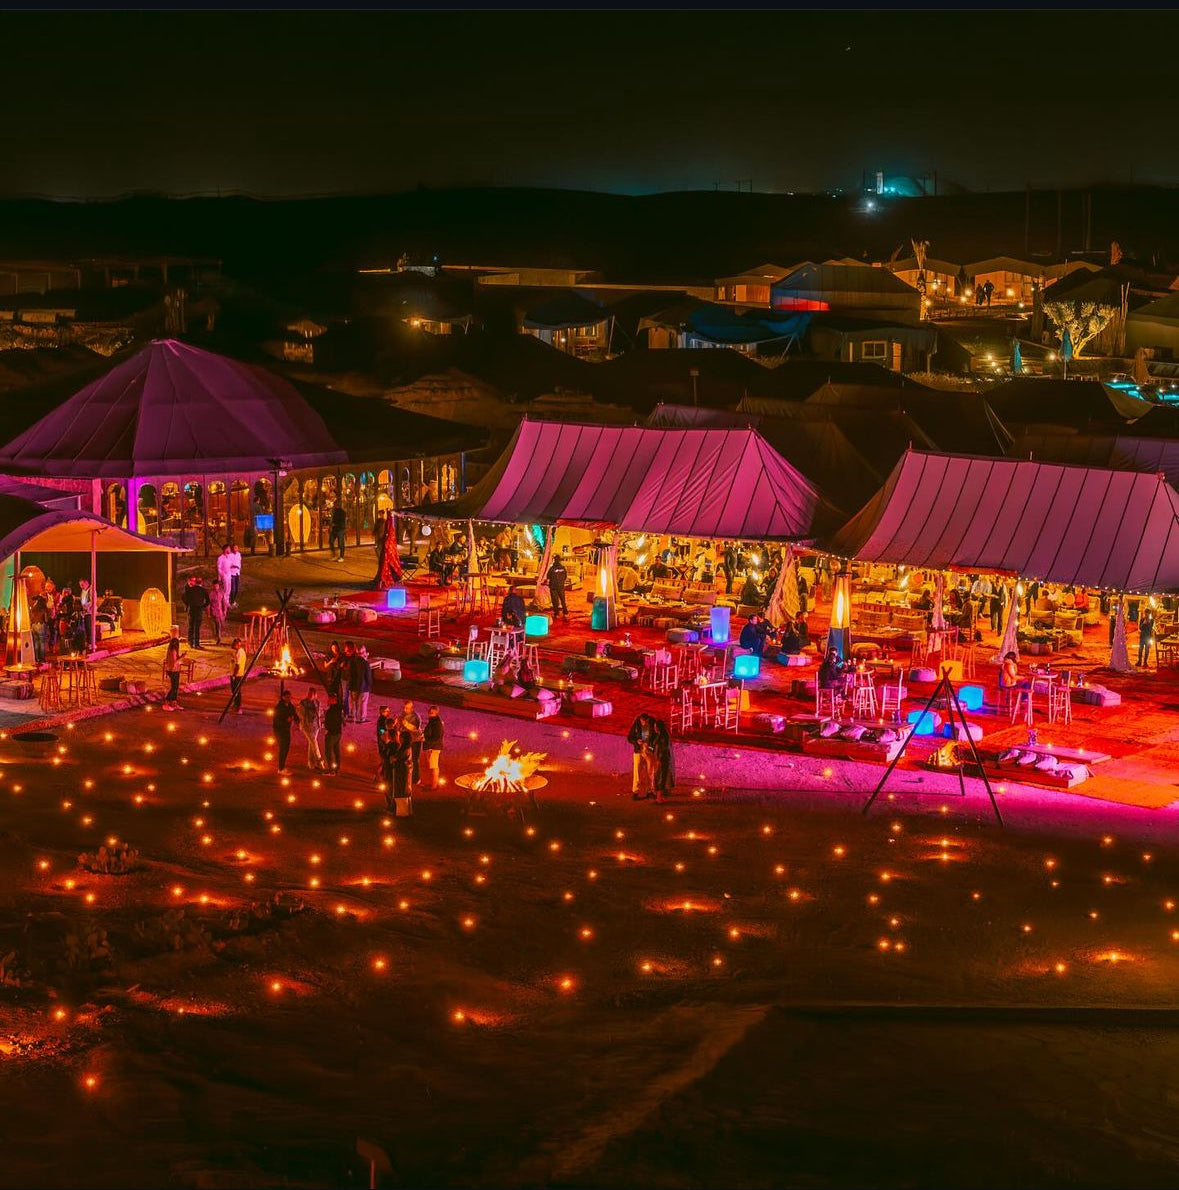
[
  {"left": 229, "top": 636, "right": 247, "bottom": 714},
  {"left": 350, "top": 644, "right": 373, "bottom": 724},
  {"left": 298, "top": 686, "right": 324, "bottom": 771},
  {"left": 217, "top": 544, "right": 234, "bottom": 603},
  {"left": 339, "top": 641, "right": 356, "bottom": 719},
  {"left": 323, "top": 693, "right": 345, "bottom": 775},
  {"left": 547, "top": 554, "right": 569, "bottom": 618},
  {"left": 722, "top": 541, "right": 738, "bottom": 595},
  {"left": 273, "top": 689, "right": 298, "bottom": 774},
  {"left": 182, "top": 576, "right": 210, "bottom": 649},
  {"left": 162, "top": 626, "right": 184, "bottom": 711},
  {"left": 422, "top": 704, "right": 444, "bottom": 788},
  {"left": 329, "top": 503, "right": 347, "bottom": 562},
  {"left": 627, "top": 712, "right": 655, "bottom": 799},
  {"left": 228, "top": 543, "right": 242, "bottom": 605},
  {"left": 1138, "top": 606, "right": 1156, "bottom": 668}
]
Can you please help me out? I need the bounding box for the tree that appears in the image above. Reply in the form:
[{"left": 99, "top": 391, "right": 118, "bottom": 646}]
[{"left": 1043, "top": 300, "right": 1118, "bottom": 359}]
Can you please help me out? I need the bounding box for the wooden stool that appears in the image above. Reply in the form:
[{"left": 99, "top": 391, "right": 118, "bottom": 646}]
[
  {"left": 467, "top": 639, "right": 490, "bottom": 662},
  {"left": 957, "top": 641, "right": 977, "bottom": 679},
  {"left": 670, "top": 687, "right": 695, "bottom": 734},
  {"left": 522, "top": 642, "right": 541, "bottom": 675},
  {"left": 39, "top": 668, "right": 63, "bottom": 712},
  {"left": 816, "top": 686, "right": 841, "bottom": 718},
  {"left": 879, "top": 682, "right": 906, "bottom": 723},
  {"left": 76, "top": 663, "right": 98, "bottom": 707}
]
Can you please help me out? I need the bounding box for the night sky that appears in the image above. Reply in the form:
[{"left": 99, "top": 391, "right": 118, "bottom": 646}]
[{"left": 3, "top": 11, "right": 1175, "bottom": 199}]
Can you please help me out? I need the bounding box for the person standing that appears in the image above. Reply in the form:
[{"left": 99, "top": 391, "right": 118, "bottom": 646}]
[
  {"left": 217, "top": 544, "right": 234, "bottom": 602},
  {"left": 323, "top": 693, "right": 345, "bottom": 775},
  {"left": 648, "top": 714, "right": 674, "bottom": 804},
  {"left": 209, "top": 579, "right": 229, "bottom": 646},
  {"left": 162, "top": 625, "right": 184, "bottom": 711},
  {"left": 350, "top": 644, "right": 373, "bottom": 724},
  {"left": 1138, "top": 607, "right": 1156, "bottom": 668},
  {"left": 375, "top": 705, "right": 393, "bottom": 787},
  {"left": 229, "top": 637, "right": 247, "bottom": 714},
  {"left": 298, "top": 686, "right": 324, "bottom": 771},
  {"left": 547, "top": 554, "right": 569, "bottom": 618},
  {"left": 627, "top": 712, "right": 654, "bottom": 799},
  {"left": 329, "top": 503, "right": 347, "bottom": 562},
  {"left": 989, "top": 585, "right": 1005, "bottom": 636},
  {"left": 339, "top": 641, "right": 356, "bottom": 718},
  {"left": 228, "top": 544, "right": 242, "bottom": 606},
  {"left": 389, "top": 726, "right": 413, "bottom": 813},
  {"left": 422, "top": 705, "right": 444, "bottom": 788},
  {"left": 398, "top": 700, "right": 423, "bottom": 787},
  {"left": 273, "top": 689, "right": 298, "bottom": 774},
  {"left": 182, "top": 576, "right": 210, "bottom": 649}
]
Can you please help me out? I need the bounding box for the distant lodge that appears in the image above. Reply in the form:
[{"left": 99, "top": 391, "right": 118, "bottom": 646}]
[{"left": 0, "top": 340, "right": 477, "bottom": 557}]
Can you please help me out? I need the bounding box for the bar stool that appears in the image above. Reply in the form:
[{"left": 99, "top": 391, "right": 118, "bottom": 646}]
[
  {"left": 816, "top": 686, "right": 841, "bottom": 718},
  {"left": 910, "top": 633, "right": 929, "bottom": 665},
  {"left": 1009, "top": 685, "right": 1034, "bottom": 726},
  {"left": 879, "top": 682, "right": 907, "bottom": 723},
  {"left": 76, "top": 662, "right": 98, "bottom": 707},
  {"left": 958, "top": 641, "right": 977, "bottom": 679},
  {"left": 39, "top": 667, "right": 63, "bottom": 712},
  {"left": 1048, "top": 672, "right": 1073, "bottom": 725},
  {"left": 852, "top": 684, "right": 878, "bottom": 718},
  {"left": 522, "top": 642, "right": 541, "bottom": 676},
  {"left": 417, "top": 593, "right": 441, "bottom": 640},
  {"left": 467, "top": 639, "right": 490, "bottom": 662},
  {"left": 670, "top": 687, "right": 695, "bottom": 734}
]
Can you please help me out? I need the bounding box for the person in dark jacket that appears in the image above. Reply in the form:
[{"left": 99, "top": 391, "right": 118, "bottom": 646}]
[
  {"left": 547, "top": 556, "right": 569, "bottom": 617},
  {"left": 273, "top": 689, "right": 299, "bottom": 774},
  {"left": 323, "top": 693, "right": 345, "bottom": 774},
  {"left": 796, "top": 573, "right": 809, "bottom": 615},
  {"left": 375, "top": 705, "right": 393, "bottom": 786},
  {"left": 349, "top": 645, "right": 373, "bottom": 724},
  {"left": 648, "top": 715, "right": 675, "bottom": 803},
  {"left": 739, "top": 614, "right": 774, "bottom": 657},
  {"left": 181, "top": 576, "right": 210, "bottom": 649},
  {"left": 388, "top": 727, "right": 413, "bottom": 811},
  {"left": 422, "top": 705, "right": 444, "bottom": 788},
  {"left": 502, "top": 590, "right": 527, "bottom": 628},
  {"left": 627, "top": 712, "right": 655, "bottom": 799},
  {"left": 721, "top": 541, "right": 738, "bottom": 594},
  {"left": 329, "top": 504, "right": 347, "bottom": 561}
]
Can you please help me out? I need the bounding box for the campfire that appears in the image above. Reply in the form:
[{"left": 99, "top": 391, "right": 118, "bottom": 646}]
[
  {"left": 472, "top": 740, "right": 547, "bottom": 795},
  {"left": 270, "top": 643, "right": 300, "bottom": 679}
]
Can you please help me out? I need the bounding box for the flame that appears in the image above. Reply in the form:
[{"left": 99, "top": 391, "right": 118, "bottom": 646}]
[{"left": 474, "top": 740, "right": 547, "bottom": 794}]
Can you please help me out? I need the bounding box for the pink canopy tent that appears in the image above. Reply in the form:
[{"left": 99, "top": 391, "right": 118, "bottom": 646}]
[
  {"left": 0, "top": 339, "right": 347, "bottom": 478},
  {"left": 416, "top": 419, "right": 832, "bottom": 541},
  {"left": 828, "top": 449, "right": 1179, "bottom": 593}
]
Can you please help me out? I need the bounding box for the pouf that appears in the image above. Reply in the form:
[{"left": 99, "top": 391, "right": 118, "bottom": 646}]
[
  {"left": 944, "top": 721, "right": 985, "bottom": 742},
  {"left": 909, "top": 666, "right": 937, "bottom": 683},
  {"left": 438, "top": 654, "right": 467, "bottom": 672},
  {"left": 572, "top": 698, "right": 613, "bottom": 717},
  {"left": 667, "top": 627, "right": 700, "bottom": 644},
  {"left": 308, "top": 609, "right": 336, "bottom": 625},
  {"left": 753, "top": 712, "right": 785, "bottom": 733},
  {"left": 776, "top": 652, "right": 813, "bottom": 667},
  {"left": 349, "top": 607, "right": 378, "bottom": 624}
]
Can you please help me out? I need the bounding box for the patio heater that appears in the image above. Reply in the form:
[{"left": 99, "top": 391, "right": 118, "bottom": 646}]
[
  {"left": 591, "top": 538, "right": 618, "bottom": 631},
  {"left": 826, "top": 571, "right": 851, "bottom": 661},
  {"left": 6, "top": 575, "right": 34, "bottom": 668}
]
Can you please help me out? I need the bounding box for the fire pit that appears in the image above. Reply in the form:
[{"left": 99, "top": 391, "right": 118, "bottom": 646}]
[{"left": 455, "top": 740, "right": 548, "bottom": 822}]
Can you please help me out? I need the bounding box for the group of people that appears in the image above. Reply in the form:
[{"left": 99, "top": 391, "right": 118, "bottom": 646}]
[
  {"left": 27, "top": 577, "right": 96, "bottom": 661},
  {"left": 376, "top": 701, "right": 445, "bottom": 809},
  {"left": 737, "top": 612, "right": 811, "bottom": 659},
  {"left": 272, "top": 685, "right": 349, "bottom": 775},
  {"left": 180, "top": 543, "right": 243, "bottom": 649},
  {"left": 323, "top": 640, "right": 375, "bottom": 724}
]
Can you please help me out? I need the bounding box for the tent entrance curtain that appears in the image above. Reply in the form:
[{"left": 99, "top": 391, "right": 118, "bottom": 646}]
[
  {"left": 534, "top": 526, "right": 556, "bottom": 610},
  {"left": 765, "top": 546, "right": 799, "bottom": 629},
  {"left": 1109, "top": 597, "right": 1133, "bottom": 672}
]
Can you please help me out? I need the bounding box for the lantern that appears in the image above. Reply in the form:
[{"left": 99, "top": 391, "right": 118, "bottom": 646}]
[
  {"left": 385, "top": 587, "right": 408, "bottom": 609},
  {"left": 733, "top": 654, "right": 760, "bottom": 679},
  {"left": 710, "top": 606, "right": 731, "bottom": 644},
  {"left": 463, "top": 659, "right": 490, "bottom": 684},
  {"left": 525, "top": 614, "right": 549, "bottom": 637}
]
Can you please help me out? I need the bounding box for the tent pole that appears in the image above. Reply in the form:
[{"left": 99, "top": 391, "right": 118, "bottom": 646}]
[{"left": 89, "top": 529, "right": 98, "bottom": 654}]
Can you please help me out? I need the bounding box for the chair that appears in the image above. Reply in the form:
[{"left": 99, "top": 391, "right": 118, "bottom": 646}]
[
  {"left": 815, "top": 686, "right": 841, "bottom": 719},
  {"left": 910, "top": 633, "right": 929, "bottom": 665},
  {"left": 467, "top": 639, "right": 489, "bottom": 662},
  {"left": 957, "top": 641, "right": 977, "bottom": 680},
  {"left": 717, "top": 685, "right": 741, "bottom": 732},
  {"left": 670, "top": 687, "right": 695, "bottom": 735},
  {"left": 1048, "top": 671, "right": 1073, "bottom": 725},
  {"left": 879, "top": 682, "right": 907, "bottom": 723},
  {"left": 417, "top": 593, "right": 441, "bottom": 640}
]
